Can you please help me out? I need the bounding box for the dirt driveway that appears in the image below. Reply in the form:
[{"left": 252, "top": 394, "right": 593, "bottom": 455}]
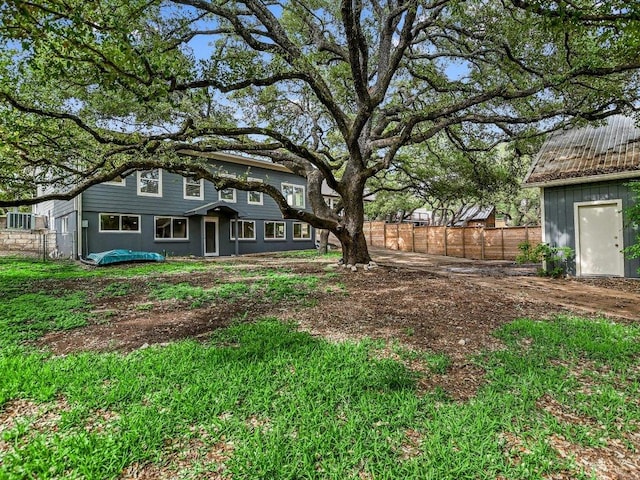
[{"left": 369, "top": 247, "right": 640, "bottom": 321}]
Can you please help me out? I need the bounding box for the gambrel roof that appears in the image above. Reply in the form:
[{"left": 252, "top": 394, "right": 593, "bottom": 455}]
[{"left": 523, "top": 115, "right": 640, "bottom": 187}]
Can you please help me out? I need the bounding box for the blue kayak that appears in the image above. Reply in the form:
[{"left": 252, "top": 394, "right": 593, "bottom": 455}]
[{"left": 84, "top": 249, "right": 165, "bottom": 266}]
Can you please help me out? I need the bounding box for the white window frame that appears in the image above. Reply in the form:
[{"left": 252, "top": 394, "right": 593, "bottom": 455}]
[
  {"left": 183, "top": 176, "right": 204, "bottom": 201},
  {"left": 154, "top": 216, "right": 189, "bottom": 241},
  {"left": 98, "top": 213, "right": 141, "bottom": 233},
  {"left": 264, "top": 221, "right": 286, "bottom": 241},
  {"left": 230, "top": 220, "right": 256, "bottom": 240},
  {"left": 282, "top": 183, "right": 306, "bottom": 208},
  {"left": 247, "top": 177, "right": 263, "bottom": 205},
  {"left": 105, "top": 175, "right": 126, "bottom": 186},
  {"left": 219, "top": 173, "right": 236, "bottom": 203},
  {"left": 137, "top": 168, "right": 162, "bottom": 197},
  {"left": 324, "top": 196, "right": 337, "bottom": 209},
  {"left": 293, "top": 222, "right": 312, "bottom": 240},
  {"left": 60, "top": 216, "right": 69, "bottom": 234}
]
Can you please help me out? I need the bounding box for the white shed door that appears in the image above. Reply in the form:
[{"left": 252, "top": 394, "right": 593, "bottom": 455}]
[{"left": 575, "top": 201, "right": 624, "bottom": 276}]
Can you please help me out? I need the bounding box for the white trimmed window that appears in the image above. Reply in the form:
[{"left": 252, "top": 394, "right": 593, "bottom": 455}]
[
  {"left": 247, "top": 177, "right": 263, "bottom": 205},
  {"left": 293, "top": 222, "right": 311, "bottom": 240},
  {"left": 264, "top": 221, "right": 286, "bottom": 240},
  {"left": 230, "top": 220, "right": 256, "bottom": 240},
  {"left": 219, "top": 174, "right": 236, "bottom": 203},
  {"left": 137, "top": 168, "right": 162, "bottom": 197},
  {"left": 155, "top": 216, "right": 188, "bottom": 240},
  {"left": 99, "top": 213, "right": 141, "bottom": 233},
  {"left": 60, "top": 216, "right": 69, "bottom": 233},
  {"left": 282, "top": 183, "right": 305, "bottom": 208},
  {"left": 183, "top": 176, "right": 204, "bottom": 200},
  {"left": 105, "top": 175, "right": 125, "bottom": 186}
]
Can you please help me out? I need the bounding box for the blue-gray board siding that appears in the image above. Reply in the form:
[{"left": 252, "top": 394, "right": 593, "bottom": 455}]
[
  {"left": 83, "top": 213, "right": 314, "bottom": 257},
  {"left": 217, "top": 217, "right": 315, "bottom": 256},
  {"left": 81, "top": 166, "right": 315, "bottom": 256},
  {"left": 52, "top": 198, "right": 76, "bottom": 218},
  {"left": 83, "top": 212, "right": 201, "bottom": 256},
  {"left": 82, "top": 166, "right": 309, "bottom": 218},
  {"left": 544, "top": 180, "right": 640, "bottom": 277}
]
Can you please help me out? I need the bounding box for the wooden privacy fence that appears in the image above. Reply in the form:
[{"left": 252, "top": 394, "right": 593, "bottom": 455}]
[{"left": 363, "top": 222, "right": 542, "bottom": 261}]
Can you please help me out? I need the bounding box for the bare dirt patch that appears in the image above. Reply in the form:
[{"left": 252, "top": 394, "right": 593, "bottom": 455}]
[{"left": 36, "top": 251, "right": 640, "bottom": 397}]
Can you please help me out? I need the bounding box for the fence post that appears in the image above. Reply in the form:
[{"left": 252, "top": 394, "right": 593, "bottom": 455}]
[
  {"left": 444, "top": 227, "right": 448, "bottom": 256},
  {"left": 369, "top": 222, "right": 372, "bottom": 246},
  {"left": 383, "top": 223, "right": 387, "bottom": 249},
  {"left": 426, "top": 226, "right": 430, "bottom": 254},
  {"left": 411, "top": 224, "right": 415, "bottom": 252},
  {"left": 481, "top": 228, "right": 485, "bottom": 260},
  {"left": 461, "top": 227, "right": 466, "bottom": 259},
  {"left": 396, "top": 224, "right": 400, "bottom": 250},
  {"left": 501, "top": 228, "right": 505, "bottom": 260}
]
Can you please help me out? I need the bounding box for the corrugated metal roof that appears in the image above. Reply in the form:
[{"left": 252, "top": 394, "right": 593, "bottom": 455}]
[
  {"left": 453, "top": 205, "right": 494, "bottom": 226},
  {"left": 523, "top": 115, "right": 640, "bottom": 186}
]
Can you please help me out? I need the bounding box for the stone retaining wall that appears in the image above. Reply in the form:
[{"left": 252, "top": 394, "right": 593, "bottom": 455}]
[{"left": 0, "top": 230, "right": 57, "bottom": 257}]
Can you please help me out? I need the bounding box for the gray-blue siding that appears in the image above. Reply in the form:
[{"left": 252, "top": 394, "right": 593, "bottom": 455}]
[
  {"left": 82, "top": 213, "right": 314, "bottom": 257},
  {"left": 543, "top": 180, "right": 640, "bottom": 277},
  {"left": 80, "top": 166, "right": 315, "bottom": 256},
  {"left": 82, "top": 164, "right": 308, "bottom": 218}
]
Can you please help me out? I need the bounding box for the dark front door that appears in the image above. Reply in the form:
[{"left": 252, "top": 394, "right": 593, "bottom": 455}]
[{"left": 204, "top": 217, "right": 218, "bottom": 256}]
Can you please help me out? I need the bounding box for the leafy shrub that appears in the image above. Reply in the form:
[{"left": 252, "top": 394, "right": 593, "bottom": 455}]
[
  {"left": 516, "top": 241, "right": 574, "bottom": 277},
  {"left": 515, "top": 241, "right": 538, "bottom": 264}
]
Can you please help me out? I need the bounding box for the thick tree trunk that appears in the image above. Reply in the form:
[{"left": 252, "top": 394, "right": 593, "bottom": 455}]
[
  {"left": 337, "top": 227, "right": 371, "bottom": 265},
  {"left": 335, "top": 181, "right": 372, "bottom": 265},
  {"left": 317, "top": 229, "right": 330, "bottom": 254}
]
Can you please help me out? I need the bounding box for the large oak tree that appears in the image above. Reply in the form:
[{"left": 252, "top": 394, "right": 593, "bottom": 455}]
[{"left": 0, "top": 0, "right": 639, "bottom": 263}]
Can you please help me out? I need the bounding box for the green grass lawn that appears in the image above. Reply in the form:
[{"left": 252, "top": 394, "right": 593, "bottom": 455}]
[{"left": 1, "top": 257, "right": 639, "bottom": 479}]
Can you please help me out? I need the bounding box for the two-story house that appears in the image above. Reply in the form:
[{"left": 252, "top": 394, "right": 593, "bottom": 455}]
[{"left": 34, "top": 152, "right": 315, "bottom": 258}]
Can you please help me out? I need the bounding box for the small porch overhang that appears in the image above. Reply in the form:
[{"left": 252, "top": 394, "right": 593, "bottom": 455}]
[
  {"left": 184, "top": 201, "right": 247, "bottom": 218},
  {"left": 184, "top": 201, "right": 246, "bottom": 256}
]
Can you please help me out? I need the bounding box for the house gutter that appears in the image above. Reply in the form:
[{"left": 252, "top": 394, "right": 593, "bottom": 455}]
[{"left": 76, "top": 192, "right": 83, "bottom": 259}]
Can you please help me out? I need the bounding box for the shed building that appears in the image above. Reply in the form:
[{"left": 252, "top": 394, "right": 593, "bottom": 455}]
[{"left": 523, "top": 115, "right": 640, "bottom": 277}]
